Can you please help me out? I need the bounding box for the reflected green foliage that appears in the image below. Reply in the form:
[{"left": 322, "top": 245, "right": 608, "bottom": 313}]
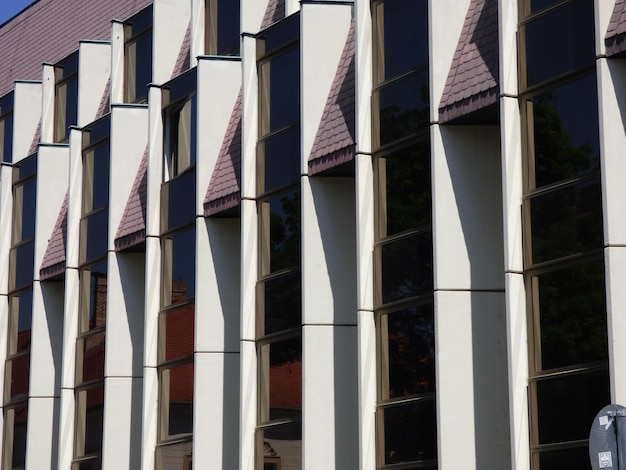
[{"left": 269, "top": 191, "right": 301, "bottom": 272}]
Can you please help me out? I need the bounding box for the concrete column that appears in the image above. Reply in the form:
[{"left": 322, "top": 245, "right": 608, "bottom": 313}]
[
  {"left": 110, "top": 21, "right": 125, "bottom": 105},
  {"left": 12, "top": 82, "right": 42, "bottom": 161},
  {"left": 77, "top": 41, "right": 111, "bottom": 127},
  {"left": 57, "top": 127, "right": 82, "bottom": 470},
  {"left": 41, "top": 65, "right": 55, "bottom": 145},
  {"left": 239, "top": 31, "right": 258, "bottom": 470},
  {"left": 153, "top": 0, "right": 191, "bottom": 84},
  {"left": 190, "top": 0, "right": 205, "bottom": 67},
  {"left": 354, "top": 0, "right": 375, "bottom": 467},
  {"left": 432, "top": 124, "right": 509, "bottom": 470}
]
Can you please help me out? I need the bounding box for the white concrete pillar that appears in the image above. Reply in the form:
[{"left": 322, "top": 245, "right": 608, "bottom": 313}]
[
  {"left": 153, "top": 0, "right": 191, "bottom": 84},
  {"left": 239, "top": 31, "right": 258, "bottom": 470},
  {"left": 12, "top": 82, "right": 42, "bottom": 161},
  {"left": 41, "top": 65, "right": 55, "bottom": 145},
  {"left": 110, "top": 21, "right": 125, "bottom": 105},
  {"left": 57, "top": 126, "right": 82, "bottom": 470},
  {"left": 77, "top": 41, "right": 111, "bottom": 127},
  {"left": 499, "top": 1, "right": 529, "bottom": 469},
  {"left": 190, "top": 0, "right": 205, "bottom": 66},
  {"left": 432, "top": 125, "right": 509, "bottom": 470}
]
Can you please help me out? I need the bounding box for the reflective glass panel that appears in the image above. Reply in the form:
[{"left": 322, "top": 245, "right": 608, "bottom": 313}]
[
  {"left": 378, "top": 69, "right": 429, "bottom": 147},
  {"left": 6, "top": 354, "right": 30, "bottom": 401},
  {"left": 259, "top": 127, "right": 300, "bottom": 194},
  {"left": 168, "top": 95, "right": 197, "bottom": 176},
  {"left": 535, "top": 261, "right": 607, "bottom": 371},
  {"left": 161, "top": 362, "right": 194, "bottom": 436},
  {"left": 80, "top": 261, "right": 108, "bottom": 333},
  {"left": 530, "top": 75, "right": 599, "bottom": 188},
  {"left": 379, "top": 231, "right": 433, "bottom": 305},
  {"left": 378, "top": 142, "right": 431, "bottom": 237},
  {"left": 77, "top": 331, "right": 106, "bottom": 385},
  {"left": 11, "top": 241, "right": 34, "bottom": 291},
  {"left": 83, "top": 141, "right": 110, "bottom": 215},
  {"left": 9, "top": 290, "right": 32, "bottom": 355},
  {"left": 155, "top": 441, "right": 192, "bottom": 470},
  {"left": 13, "top": 178, "right": 36, "bottom": 244},
  {"left": 376, "top": 0, "right": 428, "bottom": 82},
  {"left": 529, "top": 179, "right": 603, "bottom": 265},
  {"left": 4, "top": 406, "right": 27, "bottom": 470},
  {"left": 259, "top": 337, "right": 302, "bottom": 423},
  {"left": 81, "top": 210, "right": 109, "bottom": 264},
  {"left": 260, "top": 46, "right": 300, "bottom": 135},
  {"left": 259, "top": 190, "right": 301, "bottom": 275},
  {"left": 259, "top": 422, "right": 302, "bottom": 469},
  {"left": 380, "top": 304, "right": 435, "bottom": 400},
  {"left": 14, "top": 154, "right": 36, "bottom": 181},
  {"left": 162, "top": 304, "right": 195, "bottom": 362},
  {"left": 163, "top": 167, "right": 196, "bottom": 232},
  {"left": 125, "top": 31, "right": 152, "bottom": 103},
  {"left": 524, "top": 0, "right": 594, "bottom": 87},
  {"left": 55, "top": 75, "right": 78, "bottom": 142},
  {"left": 75, "top": 385, "right": 104, "bottom": 457},
  {"left": 538, "top": 446, "right": 591, "bottom": 470},
  {"left": 535, "top": 369, "right": 610, "bottom": 444},
  {"left": 1, "top": 112, "right": 13, "bottom": 163},
  {"left": 261, "top": 14, "right": 299, "bottom": 56},
  {"left": 379, "top": 398, "right": 437, "bottom": 465},
  {"left": 261, "top": 271, "right": 301, "bottom": 336},
  {"left": 216, "top": 0, "right": 240, "bottom": 56},
  {"left": 162, "top": 229, "right": 196, "bottom": 306},
  {"left": 530, "top": 0, "right": 563, "bottom": 14}
]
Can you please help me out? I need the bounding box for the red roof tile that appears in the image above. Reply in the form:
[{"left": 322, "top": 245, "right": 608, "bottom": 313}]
[
  {"left": 203, "top": 90, "right": 242, "bottom": 217},
  {"left": 0, "top": 0, "right": 153, "bottom": 98},
  {"left": 114, "top": 147, "right": 148, "bottom": 251},
  {"left": 261, "top": 0, "right": 285, "bottom": 30},
  {"left": 308, "top": 19, "right": 355, "bottom": 176},
  {"left": 438, "top": 0, "right": 499, "bottom": 123},
  {"left": 606, "top": 0, "right": 626, "bottom": 56},
  {"left": 40, "top": 191, "right": 68, "bottom": 280}
]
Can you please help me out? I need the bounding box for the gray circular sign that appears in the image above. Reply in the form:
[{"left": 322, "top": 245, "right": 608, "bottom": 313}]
[{"left": 590, "top": 404, "right": 626, "bottom": 469}]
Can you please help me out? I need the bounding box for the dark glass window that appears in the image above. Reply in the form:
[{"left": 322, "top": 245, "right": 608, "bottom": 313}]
[
  {"left": 125, "top": 6, "right": 153, "bottom": 103},
  {"left": 527, "top": 75, "right": 600, "bottom": 188},
  {"left": 10, "top": 160, "right": 36, "bottom": 292},
  {"left": 258, "top": 126, "right": 300, "bottom": 194},
  {"left": 374, "top": 0, "right": 428, "bottom": 84},
  {"left": 529, "top": 0, "right": 564, "bottom": 13},
  {"left": 2, "top": 406, "right": 27, "bottom": 470},
  {"left": 160, "top": 361, "right": 194, "bottom": 437},
  {"left": 377, "top": 143, "right": 431, "bottom": 237},
  {"left": 259, "top": 189, "right": 301, "bottom": 275},
  {"left": 74, "top": 385, "right": 105, "bottom": 460},
  {"left": 528, "top": 179, "right": 603, "bottom": 265},
  {"left": 161, "top": 167, "right": 196, "bottom": 233},
  {"left": 205, "top": 0, "right": 241, "bottom": 56},
  {"left": 259, "top": 13, "right": 300, "bottom": 57},
  {"left": 161, "top": 228, "right": 196, "bottom": 307},
  {"left": 523, "top": 0, "right": 594, "bottom": 87},
  {"left": 259, "top": 337, "right": 302, "bottom": 423},
  {"left": 0, "top": 111, "right": 13, "bottom": 163},
  {"left": 259, "top": 271, "right": 301, "bottom": 336},
  {"left": 260, "top": 47, "right": 300, "bottom": 135},
  {"left": 166, "top": 95, "right": 197, "bottom": 178},
  {"left": 83, "top": 141, "right": 110, "bottom": 215},
  {"left": 54, "top": 53, "right": 79, "bottom": 143}
]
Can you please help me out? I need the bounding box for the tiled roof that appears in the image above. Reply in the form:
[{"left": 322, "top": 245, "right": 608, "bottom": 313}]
[
  {"left": 40, "top": 191, "right": 68, "bottom": 280},
  {"left": 0, "top": 0, "right": 153, "bottom": 98},
  {"left": 606, "top": 0, "right": 626, "bottom": 56},
  {"left": 114, "top": 147, "right": 148, "bottom": 251},
  {"left": 309, "top": 19, "right": 355, "bottom": 175},
  {"left": 203, "top": 90, "right": 242, "bottom": 217},
  {"left": 261, "top": 0, "right": 285, "bottom": 30},
  {"left": 308, "top": 19, "right": 355, "bottom": 176},
  {"left": 438, "top": 0, "right": 499, "bottom": 123},
  {"left": 171, "top": 22, "right": 191, "bottom": 80}
]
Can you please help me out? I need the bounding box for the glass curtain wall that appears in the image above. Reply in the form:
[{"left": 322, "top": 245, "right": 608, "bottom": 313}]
[
  {"left": 256, "top": 13, "right": 303, "bottom": 470},
  {"left": 124, "top": 6, "right": 153, "bottom": 104},
  {"left": 2, "top": 155, "right": 37, "bottom": 470},
  {"left": 204, "top": 0, "right": 241, "bottom": 56},
  {"left": 54, "top": 53, "right": 79, "bottom": 143},
  {"left": 519, "top": 0, "right": 609, "bottom": 467},
  {"left": 73, "top": 117, "right": 110, "bottom": 470},
  {"left": 156, "top": 72, "right": 197, "bottom": 470},
  {"left": 372, "top": 1, "right": 437, "bottom": 468}
]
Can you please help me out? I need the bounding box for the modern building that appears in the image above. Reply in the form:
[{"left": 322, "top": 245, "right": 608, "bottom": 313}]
[{"left": 0, "top": 0, "right": 624, "bottom": 469}]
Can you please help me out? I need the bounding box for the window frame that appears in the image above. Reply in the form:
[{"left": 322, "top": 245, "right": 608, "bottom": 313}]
[{"left": 124, "top": 6, "right": 153, "bottom": 104}]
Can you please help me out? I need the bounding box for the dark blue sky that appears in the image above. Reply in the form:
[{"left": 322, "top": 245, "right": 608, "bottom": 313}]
[{"left": 0, "top": 0, "right": 36, "bottom": 26}]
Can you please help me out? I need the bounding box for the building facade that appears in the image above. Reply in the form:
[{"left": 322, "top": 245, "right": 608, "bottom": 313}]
[{"left": 0, "top": 0, "right": 625, "bottom": 469}]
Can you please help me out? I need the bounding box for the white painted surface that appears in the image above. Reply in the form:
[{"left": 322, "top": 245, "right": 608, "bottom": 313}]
[
  {"left": 12, "top": 82, "right": 42, "bottom": 161},
  {"left": 153, "top": 0, "right": 191, "bottom": 84},
  {"left": 499, "top": 0, "right": 519, "bottom": 96},
  {"left": 78, "top": 42, "right": 111, "bottom": 127},
  {"left": 110, "top": 21, "right": 125, "bottom": 105},
  {"left": 146, "top": 86, "right": 163, "bottom": 238},
  {"left": 26, "top": 396, "right": 59, "bottom": 469},
  {"left": 239, "top": 340, "right": 256, "bottom": 470},
  {"left": 240, "top": 35, "right": 257, "bottom": 200},
  {"left": 357, "top": 309, "right": 376, "bottom": 470},
  {"left": 41, "top": 65, "right": 55, "bottom": 144}
]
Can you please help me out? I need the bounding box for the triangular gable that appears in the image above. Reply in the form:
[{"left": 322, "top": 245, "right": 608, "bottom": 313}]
[
  {"left": 40, "top": 191, "right": 68, "bottom": 280},
  {"left": 438, "top": 0, "right": 499, "bottom": 123},
  {"left": 114, "top": 147, "right": 148, "bottom": 251},
  {"left": 261, "top": 0, "right": 285, "bottom": 30},
  {"left": 308, "top": 19, "right": 355, "bottom": 176},
  {"left": 203, "top": 90, "right": 242, "bottom": 217},
  {"left": 606, "top": 0, "right": 626, "bottom": 56},
  {"left": 171, "top": 22, "right": 191, "bottom": 80}
]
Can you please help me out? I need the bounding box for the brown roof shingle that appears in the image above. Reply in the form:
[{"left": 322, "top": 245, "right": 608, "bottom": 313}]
[
  {"left": 114, "top": 147, "right": 148, "bottom": 251},
  {"left": 40, "top": 191, "right": 68, "bottom": 280},
  {"left": 438, "top": 0, "right": 499, "bottom": 123},
  {"left": 203, "top": 91, "right": 242, "bottom": 217},
  {"left": 308, "top": 19, "right": 355, "bottom": 176},
  {"left": 606, "top": 0, "right": 626, "bottom": 56},
  {"left": 0, "top": 0, "right": 152, "bottom": 98},
  {"left": 260, "top": 0, "right": 285, "bottom": 30}
]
